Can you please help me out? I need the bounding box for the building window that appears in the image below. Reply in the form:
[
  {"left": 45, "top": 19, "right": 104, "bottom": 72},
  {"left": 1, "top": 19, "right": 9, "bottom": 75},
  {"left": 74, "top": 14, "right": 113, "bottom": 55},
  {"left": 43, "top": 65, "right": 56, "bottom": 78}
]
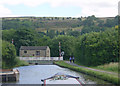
[
  {"left": 36, "top": 51, "right": 40, "bottom": 56},
  {"left": 24, "top": 51, "right": 27, "bottom": 53}
]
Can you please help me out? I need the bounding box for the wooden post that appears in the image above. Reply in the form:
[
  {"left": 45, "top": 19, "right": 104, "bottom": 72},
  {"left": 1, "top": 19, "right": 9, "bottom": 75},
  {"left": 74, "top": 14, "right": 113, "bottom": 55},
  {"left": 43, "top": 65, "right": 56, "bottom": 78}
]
[{"left": 59, "top": 42, "right": 61, "bottom": 60}]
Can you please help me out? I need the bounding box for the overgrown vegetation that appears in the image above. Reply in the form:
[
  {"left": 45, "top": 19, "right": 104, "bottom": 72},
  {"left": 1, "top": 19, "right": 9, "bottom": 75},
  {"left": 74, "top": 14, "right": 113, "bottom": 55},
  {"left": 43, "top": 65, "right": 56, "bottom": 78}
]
[
  {"left": 54, "top": 61, "right": 119, "bottom": 85},
  {"left": 94, "top": 62, "right": 118, "bottom": 73}
]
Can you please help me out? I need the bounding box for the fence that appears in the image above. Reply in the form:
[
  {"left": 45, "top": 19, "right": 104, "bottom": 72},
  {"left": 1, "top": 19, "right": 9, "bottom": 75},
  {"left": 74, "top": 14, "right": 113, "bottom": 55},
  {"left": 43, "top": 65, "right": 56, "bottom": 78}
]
[{"left": 19, "top": 57, "right": 63, "bottom": 61}]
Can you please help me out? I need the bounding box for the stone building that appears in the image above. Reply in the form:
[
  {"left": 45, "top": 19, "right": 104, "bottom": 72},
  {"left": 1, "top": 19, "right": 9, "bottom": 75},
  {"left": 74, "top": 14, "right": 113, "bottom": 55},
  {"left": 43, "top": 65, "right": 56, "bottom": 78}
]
[{"left": 19, "top": 46, "right": 50, "bottom": 57}]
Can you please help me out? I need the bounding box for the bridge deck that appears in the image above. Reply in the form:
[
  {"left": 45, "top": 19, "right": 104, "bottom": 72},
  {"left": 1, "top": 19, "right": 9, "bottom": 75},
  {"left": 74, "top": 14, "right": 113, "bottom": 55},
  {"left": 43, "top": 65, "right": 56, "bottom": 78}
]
[{"left": 19, "top": 57, "right": 63, "bottom": 65}]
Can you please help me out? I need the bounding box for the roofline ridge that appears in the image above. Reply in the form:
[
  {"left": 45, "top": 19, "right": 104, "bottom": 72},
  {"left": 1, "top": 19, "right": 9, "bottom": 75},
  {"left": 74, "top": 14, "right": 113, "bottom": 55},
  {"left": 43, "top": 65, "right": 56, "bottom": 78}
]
[{"left": 20, "top": 46, "right": 49, "bottom": 50}]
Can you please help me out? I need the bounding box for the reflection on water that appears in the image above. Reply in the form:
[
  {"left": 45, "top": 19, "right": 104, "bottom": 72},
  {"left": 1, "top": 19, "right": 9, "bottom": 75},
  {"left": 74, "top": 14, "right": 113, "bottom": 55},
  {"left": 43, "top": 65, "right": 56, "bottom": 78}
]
[{"left": 8, "top": 65, "right": 111, "bottom": 84}]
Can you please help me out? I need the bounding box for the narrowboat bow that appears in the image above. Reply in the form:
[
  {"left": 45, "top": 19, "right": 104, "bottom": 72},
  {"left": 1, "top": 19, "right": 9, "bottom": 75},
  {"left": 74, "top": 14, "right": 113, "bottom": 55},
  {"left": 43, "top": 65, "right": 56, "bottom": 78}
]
[{"left": 41, "top": 73, "right": 83, "bottom": 85}]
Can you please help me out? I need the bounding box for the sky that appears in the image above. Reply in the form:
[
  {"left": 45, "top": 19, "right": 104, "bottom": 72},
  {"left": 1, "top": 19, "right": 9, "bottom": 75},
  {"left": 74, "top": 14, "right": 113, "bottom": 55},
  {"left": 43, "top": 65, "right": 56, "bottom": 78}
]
[{"left": 0, "top": 0, "right": 119, "bottom": 17}]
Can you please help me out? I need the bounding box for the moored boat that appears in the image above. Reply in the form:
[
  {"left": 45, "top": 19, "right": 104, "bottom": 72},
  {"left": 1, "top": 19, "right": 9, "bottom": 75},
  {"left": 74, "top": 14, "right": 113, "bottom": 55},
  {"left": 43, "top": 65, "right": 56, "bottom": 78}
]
[
  {"left": 0, "top": 69, "right": 19, "bottom": 82},
  {"left": 41, "top": 73, "right": 83, "bottom": 85}
]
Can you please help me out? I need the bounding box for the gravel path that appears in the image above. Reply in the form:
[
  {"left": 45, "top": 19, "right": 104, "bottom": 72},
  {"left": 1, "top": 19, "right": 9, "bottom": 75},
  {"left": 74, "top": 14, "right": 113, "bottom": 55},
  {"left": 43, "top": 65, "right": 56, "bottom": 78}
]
[{"left": 65, "top": 61, "right": 118, "bottom": 76}]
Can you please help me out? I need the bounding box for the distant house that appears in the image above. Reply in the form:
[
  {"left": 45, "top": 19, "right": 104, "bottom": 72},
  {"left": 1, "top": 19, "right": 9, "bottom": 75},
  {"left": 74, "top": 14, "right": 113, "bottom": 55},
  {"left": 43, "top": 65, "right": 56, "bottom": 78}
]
[{"left": 19, "top": 46, "right": 50, "bottom": 57}]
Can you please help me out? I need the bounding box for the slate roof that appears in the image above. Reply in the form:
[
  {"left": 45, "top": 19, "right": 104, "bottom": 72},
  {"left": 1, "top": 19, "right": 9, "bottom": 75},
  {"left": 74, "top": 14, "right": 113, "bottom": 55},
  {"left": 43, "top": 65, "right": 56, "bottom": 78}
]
[{"left": 20, "top": 46, "right": 49, "bottom": 50}]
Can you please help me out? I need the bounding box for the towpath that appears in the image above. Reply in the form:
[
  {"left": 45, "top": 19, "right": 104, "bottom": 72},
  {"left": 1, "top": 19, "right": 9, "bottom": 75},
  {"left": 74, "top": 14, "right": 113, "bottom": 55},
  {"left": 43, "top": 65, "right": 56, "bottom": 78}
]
[{"left": 65, "top": 61, "right": 118, "bottom": 76}]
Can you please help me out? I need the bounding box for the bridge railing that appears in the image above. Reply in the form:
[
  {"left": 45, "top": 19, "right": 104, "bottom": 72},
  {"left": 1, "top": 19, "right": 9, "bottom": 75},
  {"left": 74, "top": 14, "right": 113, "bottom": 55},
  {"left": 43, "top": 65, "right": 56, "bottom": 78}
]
[{"left": 19, "top": 57, "right": 63, "bottom": 61}]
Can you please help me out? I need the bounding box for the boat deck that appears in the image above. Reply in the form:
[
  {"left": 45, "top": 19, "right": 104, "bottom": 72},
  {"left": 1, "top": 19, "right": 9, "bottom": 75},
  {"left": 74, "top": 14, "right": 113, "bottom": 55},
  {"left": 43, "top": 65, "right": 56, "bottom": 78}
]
[
  {"left": 42, "top": 73, "right": 84, "bottom": 85},
  {"left": 45, "top": 78, "right": 82, "bottom": 84}
]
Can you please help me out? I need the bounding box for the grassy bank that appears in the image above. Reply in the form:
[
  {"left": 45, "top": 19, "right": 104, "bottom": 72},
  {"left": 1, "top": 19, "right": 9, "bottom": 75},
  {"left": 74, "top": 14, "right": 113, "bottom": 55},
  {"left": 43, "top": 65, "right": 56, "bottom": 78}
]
[
  {"left": 93, "top": 62, "right": 118, "bottom": 73},
  {"left": 54, "top": 61, "right": 119, "bottom": 85},
  {"left": 2, "top": 58, "right": 29, "bottom": 69},
  {"left": 14, "top": 57, "right": 29, "bottom": 67}
]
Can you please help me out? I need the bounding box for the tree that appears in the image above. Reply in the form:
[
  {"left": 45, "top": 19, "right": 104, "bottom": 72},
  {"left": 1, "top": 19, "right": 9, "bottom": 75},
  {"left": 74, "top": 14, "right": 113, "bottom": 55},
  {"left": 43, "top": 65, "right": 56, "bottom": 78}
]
[
  {"left": 2, "top": 40, "right": 17, "bottom": 69},
  {"left": 81, "top": 26, "right": 104, "bottom": 35},
  {"left": 74, "top": 28, "right": 118, "bottom": 66},
  {"left": 77, "top": 17, "right": 81, "bottom": 21},
  {"left": 13, "top": 28, "right": 39, "bottom": 55},
  {"left": 60, "top": 31, "right": 65, "bottom": 35},
  {"left": 97, "top": 20, "right": 104, "bottom": 27},
  {"left": 67, "top": 30, "right": 81, "bottom": 37},
  {"left": 2, "top": 29, "right": 16, "bottom": 42},
  {"left": 35, "top": 35, "right": 50, "bottom": 46},
  {"left": 47, "top": 30, "right": 56, "bottom": 39},
  {"left": 56, "top": 30, "right": 59, "bottom": 35},
  {"left": 47, "top": 35, "right": 75, "bottom": 60}
]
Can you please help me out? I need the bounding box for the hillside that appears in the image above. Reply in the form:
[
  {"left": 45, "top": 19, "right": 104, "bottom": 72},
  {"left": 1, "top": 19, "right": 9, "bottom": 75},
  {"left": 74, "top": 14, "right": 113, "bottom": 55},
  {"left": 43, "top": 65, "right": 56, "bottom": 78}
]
[{"left": 2, "top": 15, "right": 118, "bottom": 33}]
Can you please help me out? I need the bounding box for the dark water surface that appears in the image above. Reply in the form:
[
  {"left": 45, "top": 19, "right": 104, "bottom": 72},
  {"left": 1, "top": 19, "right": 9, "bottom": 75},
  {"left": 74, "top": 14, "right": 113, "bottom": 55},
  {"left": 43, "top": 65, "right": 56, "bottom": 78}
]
[{"left": 5, "top": 65, "right": 111, "bottom": 84}]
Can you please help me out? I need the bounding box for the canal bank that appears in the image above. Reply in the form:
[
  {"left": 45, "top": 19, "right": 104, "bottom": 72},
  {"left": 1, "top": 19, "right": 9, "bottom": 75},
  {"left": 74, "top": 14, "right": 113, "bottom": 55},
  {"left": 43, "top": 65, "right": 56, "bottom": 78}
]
[
  {"left": 2, "top": 64, "right": 112, "bottom": 84},
  {"left": 54, "top": 61, "right": 119, "bottom": 85}
]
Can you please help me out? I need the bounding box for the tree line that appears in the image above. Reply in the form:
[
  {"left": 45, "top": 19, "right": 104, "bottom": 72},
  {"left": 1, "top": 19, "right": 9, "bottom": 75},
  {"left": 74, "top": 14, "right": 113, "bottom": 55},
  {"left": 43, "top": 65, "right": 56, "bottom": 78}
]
[
  {"left": 2, "top": 27, "right": 118, "bottom": 67},
  {"left": 2, "top": 15, "right": 119, "bottom": 68}
]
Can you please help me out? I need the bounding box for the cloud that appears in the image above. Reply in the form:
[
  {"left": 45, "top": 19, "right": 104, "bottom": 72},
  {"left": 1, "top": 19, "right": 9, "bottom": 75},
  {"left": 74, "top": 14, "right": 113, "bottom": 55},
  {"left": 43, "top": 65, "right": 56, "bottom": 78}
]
[
  {"left": 0, "top": 0, "right": 118, "bottom": 7},
  {"left": 119, "top": 1, "right": 120, "bottom": 16},
  {"left": 22, "top": 0, "right": 49, "bottom": 7},
  {"left": 48, "top": 0, "right": 119, "bottom": 17},
  {"left": 77, "top": 0, "right": 118, "bottom": 17},
  {"left": 49, "top": 0, "right": 119, "bottom": 17},
  {"left": 0, "top": 0, "right": 119, "bottom": 17},
  {"left": 0, "top": 0, "right": 22, "bottom": 5},
  {"left": 0, "top": 5, "right": 12, "bottom": 17},
  {"left": 0, "top": 0, "right": 48, "bottom": 7},
  {"left": 78, "top": 6, "right": 117, "bottom": 17}
]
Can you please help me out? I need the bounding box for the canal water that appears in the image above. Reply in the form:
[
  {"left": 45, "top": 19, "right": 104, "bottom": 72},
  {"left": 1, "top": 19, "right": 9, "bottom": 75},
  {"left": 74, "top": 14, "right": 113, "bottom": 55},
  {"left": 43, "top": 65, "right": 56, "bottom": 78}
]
[{"left": 6, "top": 65, "right": 111, "bottom": 84}]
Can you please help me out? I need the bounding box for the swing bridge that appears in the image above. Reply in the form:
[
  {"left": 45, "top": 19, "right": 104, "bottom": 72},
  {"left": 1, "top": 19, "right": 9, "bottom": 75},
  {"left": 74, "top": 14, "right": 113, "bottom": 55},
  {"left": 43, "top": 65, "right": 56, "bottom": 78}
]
[{"left": 19, "top": 56, "right": 63, "bottom": 65}]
